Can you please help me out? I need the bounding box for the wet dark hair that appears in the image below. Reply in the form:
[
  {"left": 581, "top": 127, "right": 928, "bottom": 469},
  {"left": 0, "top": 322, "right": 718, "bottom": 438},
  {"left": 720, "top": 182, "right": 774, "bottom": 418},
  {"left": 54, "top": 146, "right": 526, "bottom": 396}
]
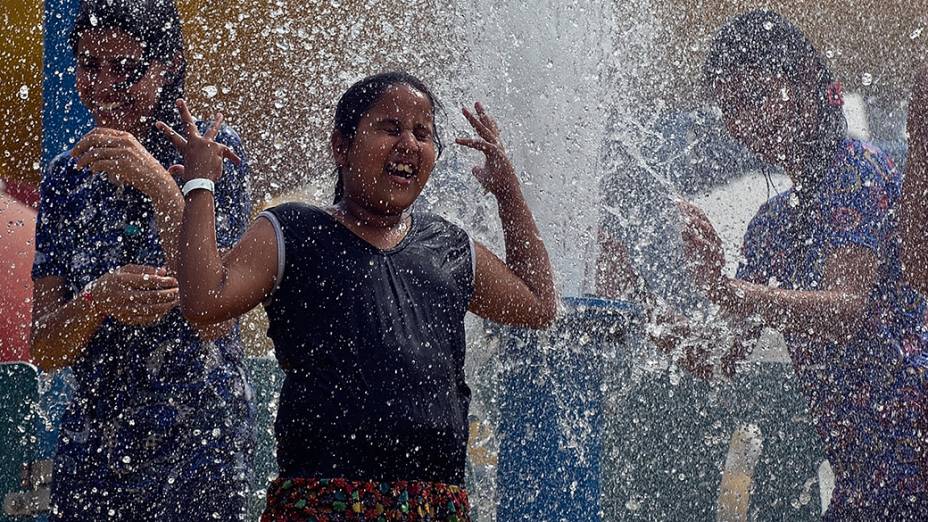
[
  {"left": 331, "top": 71, "right": 444, "bottom": 203},
  {"left": 70, "top": 0, "right": 187, "bottom": 164},
  {"left": 703, "top": 10, "right": 846, "bottom": 192}
]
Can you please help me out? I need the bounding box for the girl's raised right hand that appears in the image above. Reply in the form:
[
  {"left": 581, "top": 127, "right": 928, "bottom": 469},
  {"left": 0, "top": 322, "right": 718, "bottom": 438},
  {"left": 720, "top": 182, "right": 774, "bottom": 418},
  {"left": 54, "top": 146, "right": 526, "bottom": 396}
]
[
  {"left": 456, "top": 102, "right": 521, "bottom": 200},
  {"left": 156, "top": 99, "right": 241, "bottom": 183},
  {"left": 87, "top": 264, "right": 179, "bottom": 326}
]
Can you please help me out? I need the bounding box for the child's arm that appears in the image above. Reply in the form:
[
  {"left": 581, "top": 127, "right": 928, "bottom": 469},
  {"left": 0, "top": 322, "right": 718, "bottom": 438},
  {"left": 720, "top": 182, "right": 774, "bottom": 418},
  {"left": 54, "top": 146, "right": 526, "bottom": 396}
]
[
  {"left": 680, "top": 200, "right": 877, "bottom": 343},
  {"left": 31, "top": 267, "right": 178, "bottom": 370},
  {"left": 902, "top": 67, "right": 928, "bottom": 294},
  {"left": 70, "top": 128, "right": 186, "bottom": 273},
  {"left": 457, "top": 103, "right": 557, "bottom": 328},
  {"left": 157, "top": 100, "right": 279, "bottom": 325}
]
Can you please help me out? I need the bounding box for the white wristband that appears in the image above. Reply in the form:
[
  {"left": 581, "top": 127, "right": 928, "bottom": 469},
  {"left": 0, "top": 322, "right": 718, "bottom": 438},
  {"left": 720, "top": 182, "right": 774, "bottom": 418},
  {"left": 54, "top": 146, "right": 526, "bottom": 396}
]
[{"left": 181, "top": 178, "right": 215, "bottom": 197}]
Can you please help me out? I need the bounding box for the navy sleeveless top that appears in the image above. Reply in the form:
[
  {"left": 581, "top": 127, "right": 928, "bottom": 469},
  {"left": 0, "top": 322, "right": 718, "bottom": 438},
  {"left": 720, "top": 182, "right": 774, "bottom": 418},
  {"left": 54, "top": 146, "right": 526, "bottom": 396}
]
[{"left": 261, "top": 203, "right": 475, "bottom": 485}]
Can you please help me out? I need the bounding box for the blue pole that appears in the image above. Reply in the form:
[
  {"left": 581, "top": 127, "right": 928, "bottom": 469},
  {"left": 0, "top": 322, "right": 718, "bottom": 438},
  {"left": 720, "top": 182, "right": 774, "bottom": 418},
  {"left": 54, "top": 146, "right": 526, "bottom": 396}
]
[{"left": 41, "top": 0, "right": 92, "bottom": 170}]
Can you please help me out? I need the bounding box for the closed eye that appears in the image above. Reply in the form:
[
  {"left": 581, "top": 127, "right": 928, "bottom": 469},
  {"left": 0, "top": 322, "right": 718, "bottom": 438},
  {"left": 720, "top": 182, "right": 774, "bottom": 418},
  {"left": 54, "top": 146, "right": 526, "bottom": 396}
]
[
  {"left": 377, "top": 119, "right": 401, "bottom": 136},
  {"left": 77, "top": 58, "right": 101, "bottom": 73},
  {"left": 414, "top": 126, "right": 432, "bottom": 141}
]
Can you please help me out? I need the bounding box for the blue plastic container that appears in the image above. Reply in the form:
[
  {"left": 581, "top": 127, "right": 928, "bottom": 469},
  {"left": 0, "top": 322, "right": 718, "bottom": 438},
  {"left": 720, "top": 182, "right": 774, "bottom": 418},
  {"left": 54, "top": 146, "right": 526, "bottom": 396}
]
[{"left": 497, "top": 297, "right": 635, "bottom": 521}]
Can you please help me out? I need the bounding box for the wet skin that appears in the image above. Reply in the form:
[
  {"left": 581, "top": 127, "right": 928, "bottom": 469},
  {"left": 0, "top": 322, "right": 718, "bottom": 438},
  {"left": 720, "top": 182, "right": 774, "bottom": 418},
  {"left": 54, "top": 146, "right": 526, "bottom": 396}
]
[
  {"left": 713, "top": 71, "right": 810, "bottom": 176},
  {"left": 75, "top": 28, "right": 170, "bottom": 138},
  {"left": 334, "top": 85, "right": 438, "bottom": 220},
  {"left": 165, "top": 86, "right": 557, "bottom": 330}
]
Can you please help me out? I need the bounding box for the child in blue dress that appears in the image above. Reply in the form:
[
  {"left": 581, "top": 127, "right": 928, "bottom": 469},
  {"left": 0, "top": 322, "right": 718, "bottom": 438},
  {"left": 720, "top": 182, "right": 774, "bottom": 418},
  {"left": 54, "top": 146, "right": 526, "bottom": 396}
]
[
  {"left": 30, "top": 1, "right": 254, "bottom": 519},
  {"left": 158, "top": 71, "right": 557, "bottom": 520},
  {"left": 680, "top": 10, "right": 928, "bottom": 519}
]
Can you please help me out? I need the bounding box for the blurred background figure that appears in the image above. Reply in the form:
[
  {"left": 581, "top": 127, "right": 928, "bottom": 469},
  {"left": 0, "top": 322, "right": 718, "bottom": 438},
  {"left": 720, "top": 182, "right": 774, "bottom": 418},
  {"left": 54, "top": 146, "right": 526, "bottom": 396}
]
[{"left": 674, "top": 10, "right": 928, "bottom": 520}]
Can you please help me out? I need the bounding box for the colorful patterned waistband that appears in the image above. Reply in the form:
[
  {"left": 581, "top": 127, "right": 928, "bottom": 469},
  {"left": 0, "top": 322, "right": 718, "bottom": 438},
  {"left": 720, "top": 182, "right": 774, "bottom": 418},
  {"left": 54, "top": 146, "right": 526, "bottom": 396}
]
[{"left": 261, "top": 477, "right": 471, "bottom": 521}]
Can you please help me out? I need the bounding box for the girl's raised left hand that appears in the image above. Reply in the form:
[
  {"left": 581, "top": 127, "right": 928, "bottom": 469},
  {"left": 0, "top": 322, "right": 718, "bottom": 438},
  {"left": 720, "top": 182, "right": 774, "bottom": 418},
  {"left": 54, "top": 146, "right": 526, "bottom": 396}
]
[
  {"left": 456, "top": 102, "right": 520, "bottom": 201},
  {"left": 156, "top": 99, "right": 240, "bottom": 183},
  {"left": 72, "top": 128, "right": 174, "bottom": 200}
]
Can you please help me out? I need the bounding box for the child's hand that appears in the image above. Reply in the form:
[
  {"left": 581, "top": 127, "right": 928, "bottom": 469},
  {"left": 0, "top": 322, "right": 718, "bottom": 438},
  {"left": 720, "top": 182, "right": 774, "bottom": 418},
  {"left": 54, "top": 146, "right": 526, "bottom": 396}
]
[
  {"left": 87, "top": 264, "right": 179, "bottom": 326},
  {"left": 678, "top": 200, "right": 729, "bottom": 302},
  {"left": 72, "top": 128, "right": 174, "bottom": 200},
  {"left": 156, "top": 99, "right": 240, "bottom": 183},
  {"left": 456, "top": 102, "right": 520, "bottom": 201}
]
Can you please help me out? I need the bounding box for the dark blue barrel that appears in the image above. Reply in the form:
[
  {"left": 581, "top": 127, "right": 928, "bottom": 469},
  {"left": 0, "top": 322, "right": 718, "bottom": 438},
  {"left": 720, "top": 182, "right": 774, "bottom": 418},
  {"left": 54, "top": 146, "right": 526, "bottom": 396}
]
[{"left": 497, "top": 297, "right": 635, "bottom": 521}]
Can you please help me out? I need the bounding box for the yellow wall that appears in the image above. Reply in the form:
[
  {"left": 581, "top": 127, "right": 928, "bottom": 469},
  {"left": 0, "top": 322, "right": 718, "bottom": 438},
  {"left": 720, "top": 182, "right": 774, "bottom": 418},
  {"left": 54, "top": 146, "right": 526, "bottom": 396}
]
[
  {"left": 3, "top": 1, "right": 925, "bottom": 188},
  {"left": 656, "top": 1, "right": 928, "bottom": 104},
  {"left": 177, "top": 0, "right": 456, "bottom": 198},
  {"left": 0, "top": 1, "right": 44, "bottom": 185}
]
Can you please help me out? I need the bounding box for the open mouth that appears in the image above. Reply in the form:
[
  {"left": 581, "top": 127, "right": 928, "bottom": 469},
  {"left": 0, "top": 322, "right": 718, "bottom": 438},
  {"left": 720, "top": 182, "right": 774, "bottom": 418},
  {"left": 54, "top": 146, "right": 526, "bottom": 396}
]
[
  {"left": 385, "top": 161, "right": 417, "bottom": 185},
  {"left": 97, "top": 101, "right": 127, "bottom": 113}
]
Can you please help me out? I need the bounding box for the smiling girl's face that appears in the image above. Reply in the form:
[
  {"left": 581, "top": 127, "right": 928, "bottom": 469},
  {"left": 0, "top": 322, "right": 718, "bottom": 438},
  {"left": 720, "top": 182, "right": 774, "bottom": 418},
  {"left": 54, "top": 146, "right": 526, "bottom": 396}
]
[
  {"left": 75, "top": 28, "right": 170, "bottom": 137},
  {"left": 334, "top": 83, "right": 438, "bottom": 216},
  {"left": 714, "top": 71, "right": 809, "bottom": 172}
]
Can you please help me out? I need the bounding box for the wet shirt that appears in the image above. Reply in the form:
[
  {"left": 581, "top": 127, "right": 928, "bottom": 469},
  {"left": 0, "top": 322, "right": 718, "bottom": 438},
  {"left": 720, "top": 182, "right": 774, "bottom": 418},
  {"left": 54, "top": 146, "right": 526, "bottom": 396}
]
[
  {"left": 32, "top": 126, "right": 255, "bottom": 518},
  {"left": 737, "top": 139, "right": 928, "bottom": 509},
  {"left": 261, "top": 203, "right": 475, "bottom": 485}
]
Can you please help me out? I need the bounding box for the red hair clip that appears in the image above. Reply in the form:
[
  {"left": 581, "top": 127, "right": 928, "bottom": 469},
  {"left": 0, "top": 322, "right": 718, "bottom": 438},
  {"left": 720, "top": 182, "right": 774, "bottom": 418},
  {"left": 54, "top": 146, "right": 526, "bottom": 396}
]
[{"left": 826, "top": 81, "right": 844, "bottom": 107}]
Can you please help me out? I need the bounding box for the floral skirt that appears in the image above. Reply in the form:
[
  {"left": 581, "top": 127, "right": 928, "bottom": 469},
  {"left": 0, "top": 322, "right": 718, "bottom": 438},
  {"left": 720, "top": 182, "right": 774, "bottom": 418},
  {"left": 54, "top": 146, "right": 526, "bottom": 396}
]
[{"left": 261, "top": 477, "right": 471, "bottom": 521}]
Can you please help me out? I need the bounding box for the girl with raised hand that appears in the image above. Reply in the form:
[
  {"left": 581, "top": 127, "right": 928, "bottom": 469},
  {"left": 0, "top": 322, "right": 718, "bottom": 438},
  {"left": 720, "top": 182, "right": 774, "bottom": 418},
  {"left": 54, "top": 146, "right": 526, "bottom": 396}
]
[
  {"left": 680, "top": 10, "right": 928, "bottom": 519},
  {"left": 30, "top": 1, "right": 254, "bottom": 519},
  {"left": 159, "top": 71, "right": 556, "bottom": 520},
  {"left": 902, "top": 68, "right": 928, "bottom": 294}
]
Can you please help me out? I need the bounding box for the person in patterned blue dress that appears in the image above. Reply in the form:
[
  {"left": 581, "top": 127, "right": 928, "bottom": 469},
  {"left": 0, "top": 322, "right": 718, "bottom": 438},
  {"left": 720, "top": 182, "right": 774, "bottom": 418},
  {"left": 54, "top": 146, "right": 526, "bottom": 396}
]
[
  {"left": 30, "top": 1, "right": 254, "bottom": 520},
  {"left": 680, "top": 10, "right": 928, "bottom": 519}
]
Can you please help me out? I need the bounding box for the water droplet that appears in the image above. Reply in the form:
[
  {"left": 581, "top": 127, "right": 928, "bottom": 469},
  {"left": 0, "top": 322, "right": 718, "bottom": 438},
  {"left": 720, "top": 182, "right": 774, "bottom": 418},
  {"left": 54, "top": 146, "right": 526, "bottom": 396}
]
[
  {"left": 121, "top": 455, "right": 131, "bottom": 464},
  {"left": 203, "top": 85, "right": 218, "bottom": 98},
  {"left": 89, "top": 14, "right": 98, "bottom": 26},
  {"left": 861, "top": 73, "right": 873, "bottom": 86},
  {"left": 763, "top": 21, "right": 774, "bottom": 31},
  {"left": 18, "top": 85, "right": 28, "bottom": 100}
]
